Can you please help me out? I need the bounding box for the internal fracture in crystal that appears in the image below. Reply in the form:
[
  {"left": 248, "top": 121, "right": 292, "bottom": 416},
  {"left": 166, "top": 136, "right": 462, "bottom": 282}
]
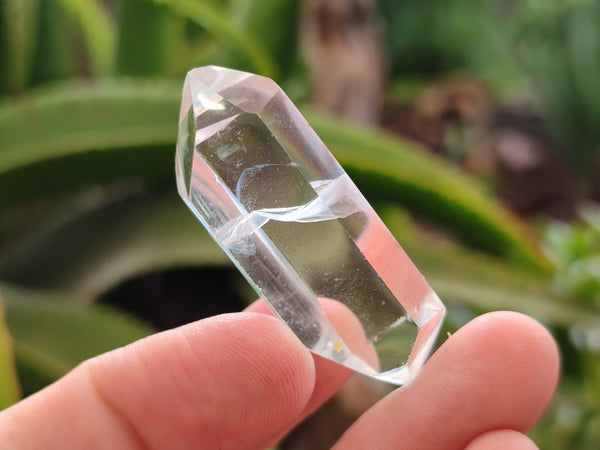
[{"left": 175, "top": 66, "right": 445, "bottom": 385}]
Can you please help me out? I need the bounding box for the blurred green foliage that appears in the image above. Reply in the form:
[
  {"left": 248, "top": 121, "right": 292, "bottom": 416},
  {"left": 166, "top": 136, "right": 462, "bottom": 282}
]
[
  {"left": 380, "top": 0, "right": 600, "bottom": 192},
  {"left": 544, "top": 206, "right": 600, "bottom": 308},
  {"left": 0, "top": 0, "right": 599, "bottom": 448},
  {"left": 501, "top": 0, "right": 600, "bottom": 185}
]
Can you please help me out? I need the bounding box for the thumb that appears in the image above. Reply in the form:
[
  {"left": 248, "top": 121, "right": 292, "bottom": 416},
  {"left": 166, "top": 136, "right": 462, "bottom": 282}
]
[{"left": 0, "top": 312, "right": 316, "bottom": 449}]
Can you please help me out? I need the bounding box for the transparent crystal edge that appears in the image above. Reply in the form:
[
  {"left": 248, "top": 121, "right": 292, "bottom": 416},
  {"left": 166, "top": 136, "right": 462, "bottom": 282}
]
[
  {"left": 187, "top": 65, "right": 279, "bottom": 114},
  {"left": 215, "top": 173, "right": 362, "bottom": 254},
  {"left": 175, "top": 66, "right": 447, "bottom": 387}
]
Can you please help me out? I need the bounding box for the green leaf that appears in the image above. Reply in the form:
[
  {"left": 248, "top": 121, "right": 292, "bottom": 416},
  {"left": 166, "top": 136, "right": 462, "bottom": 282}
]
[
  {"left": 0, "top": 81, "right": 547, "bottom": 271},
  {"left": 115, "top": 0, "right": 180, "bottom": 76},
  {"left": 308, "top": 111, "right": 551, "bottom": 270},
  {"left": 12, "top": 340, "right": 67, "bottom": 396},
  {"left": 0, "top": 290, "right": 21, "bottom": 408},
  {"left": 432, "top": 274, "right": 600, "bottom": 327},
  {"left": 31, "top": 0, "right": 77, "bottom": 84},
  {"left": 0, "top": 283, "right": 155, "bottom": 394},
  {"left": 0, "top": 190, "right": 227, "bottom": 299},
  {"left": 0, "top": 0, "right": 40, "bottom": 93},
  {"left": 150, "top": 0, "right": 277, "bottom": 78},
  {"left": 231, "top": 0, "right": 301, "bottom": 76},
  {"left": 0, "top": 80, "right": 180, "bottom": 179},
  {"left": 55, "top": 0, "right": 115, "bottom": 74},
  {"left": 2, "top": 191, "right": 586, "bottom": 333},
  {"left": 1, "top": 188, "right": 586, "bottom": 331},
  {"left": 0, "top": 183, "right": 584, "bottom": 332},
  {"left": 379, "top": 205, "right": 600, "bottom": 328}
]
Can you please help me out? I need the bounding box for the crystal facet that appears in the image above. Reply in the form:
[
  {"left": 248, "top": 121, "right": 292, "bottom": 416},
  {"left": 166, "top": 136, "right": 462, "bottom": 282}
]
[{"left": 175, "top": 66, "right": 445, "bottom": 385}]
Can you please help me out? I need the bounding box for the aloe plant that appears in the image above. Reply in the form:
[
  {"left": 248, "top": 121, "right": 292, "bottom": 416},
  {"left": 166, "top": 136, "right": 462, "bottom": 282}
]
[
  {"left": 0, "top": 0, "right": 40, "bottom": 93},
  {"left": 0, "top": 283, "right": 154, "bottom": 395},
  {"left": 1, "top": 1, "right": 599, "bottom": 447},
  {"left": 0, "top": 294, "right": 20, "bottom": 408},
  {"left": 0, "top": 82, "right": 548, "bottom": 268}
]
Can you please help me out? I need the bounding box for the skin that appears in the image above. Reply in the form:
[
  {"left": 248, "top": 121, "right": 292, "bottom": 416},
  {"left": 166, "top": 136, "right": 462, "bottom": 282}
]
[{"left": 0, "top": 300, "right": 559, "bottom": 449}]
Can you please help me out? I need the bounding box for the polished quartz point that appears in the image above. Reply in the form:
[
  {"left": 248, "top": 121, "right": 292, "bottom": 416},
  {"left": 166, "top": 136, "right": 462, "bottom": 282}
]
[{"left": 175, "top": 66, "right": 445, "bottom": 386}]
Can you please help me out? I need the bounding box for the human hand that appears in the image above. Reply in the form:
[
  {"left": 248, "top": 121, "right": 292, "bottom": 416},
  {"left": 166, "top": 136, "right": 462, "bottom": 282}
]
[{"left": 0, "top": 299, "right": 559, "bottom": 449}]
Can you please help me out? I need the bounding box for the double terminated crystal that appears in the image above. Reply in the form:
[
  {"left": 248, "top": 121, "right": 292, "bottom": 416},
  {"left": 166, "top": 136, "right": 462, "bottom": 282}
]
[{"left": 176, "top": 66, "right": 445, "bottom": 385}]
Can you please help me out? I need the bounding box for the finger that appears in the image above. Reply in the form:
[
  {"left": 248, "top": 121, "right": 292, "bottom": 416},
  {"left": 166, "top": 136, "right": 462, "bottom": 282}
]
[
  {"left": 245, "top": 298, "right": 376, "bottom": 438},
  {"left": 246, "top": 298, "right": 378, "bottom": 415},
  {"left": 466, "top": 429, "right": 538, "bottom": 450},
  {"left": 333, "top": 311, "right": 560, "bottom": 449},
  {"left": 0, "top": 312, "right": 316, "bottom": 450}
]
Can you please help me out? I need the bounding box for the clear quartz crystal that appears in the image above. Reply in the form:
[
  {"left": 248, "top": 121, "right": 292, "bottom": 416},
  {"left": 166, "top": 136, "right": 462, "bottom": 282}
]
[{"left": 175, "top": 66, "right": 445, "bottom": 386}]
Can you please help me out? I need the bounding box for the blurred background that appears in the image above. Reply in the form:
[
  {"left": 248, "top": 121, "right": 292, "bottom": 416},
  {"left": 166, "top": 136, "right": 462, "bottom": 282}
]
[{"left": 1, "top": 0, "right": 600, "bottom": 447}]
